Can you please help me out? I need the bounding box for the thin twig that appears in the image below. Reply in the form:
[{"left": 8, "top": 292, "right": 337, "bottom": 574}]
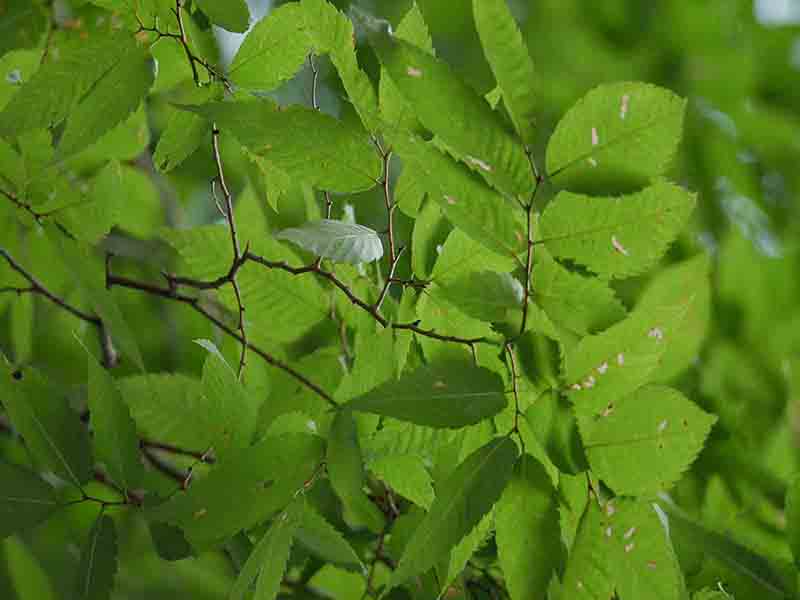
[
  {"left": 504, "top": 342, "right": 524, "bottom": 444},
  {"left": 518, "top": 150, "right": 543, "bottom": 337},
  {"left": 0, "top": 248, "right": 118, "bottom": 367}
]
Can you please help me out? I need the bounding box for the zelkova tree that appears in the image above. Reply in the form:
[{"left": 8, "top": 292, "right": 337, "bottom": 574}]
[{"left": 0, "top": 1, "right": 784, "bottom": 599}]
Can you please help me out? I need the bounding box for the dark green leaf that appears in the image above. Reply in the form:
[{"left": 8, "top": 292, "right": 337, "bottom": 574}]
[
  {"left": 0, "top": 460, "right": 59, "bottom": 540},
  {"left": 74, "top": 515, "right": 118, "bottom": 600},
  {"left": 346, "top": 359, "right": 507, "bottom": 428},
  {"left": 195, "top": 0, "right": 250, "bottom": 32},
  {"left": 296, "top": 504, "right": 363, "bottom": 571}
]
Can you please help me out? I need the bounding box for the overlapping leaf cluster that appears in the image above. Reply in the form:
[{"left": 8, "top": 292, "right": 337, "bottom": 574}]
[{"left": 1, "top": 1, "right": 785, "bottom": 599}]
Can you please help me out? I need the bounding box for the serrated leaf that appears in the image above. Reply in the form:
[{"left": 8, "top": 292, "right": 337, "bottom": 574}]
[
  {"left": 153, "top": 86, "right": 217, "bottom": 173},
  {"left": 539, "top": 180, "right": 695, "bottom": 279},
  {"left": 437, "top": 270, "right": 523, "bottom": 322},
  {"left": 472, "top": 0, "right": 537, "bottom": 144},
  {"left": 58, "top": 160, "right": 124, "bottom": 244},
  {"left": 149, "top": 433, "right": 324, "bottom": 549},
  {"left": 439, "top": 510, "right": 494, "bottom": 591},
  {"left": 74, "top": 515, "right": 118, "bottom": 600},
  {"left": 176, "top": 100, "right": 381, "bottom": 193},
  {"left": 388, "top": 437, "right": 518, "bottom": 591},
  {"left": 496, "top": 455, "right": 562, "bottom": 600},
  {"left": 547, "top": 82, "right": 686, "bottom": 194},
  {"left": 0, "top": 34, "right": 131, "bottom": 138},
  {"left": 0, "top": 460, "right": 60, "bottom": 540},
  {"left": 564, "top": 292, "right": 695, "bottom": 419},
  {"left": 532, "top": 247, "right": 626, "bottom": 335},
  {"left": 579, "top": 385, "right": 715, "bottom": 496},
  {"left": 327, "top": 410, "right": 385, "bottom": 533},
  {"left": 296, "top": 504, "right": 363, "bottom": 571},
  {"left": 229, "top": 3, "right": 309, "bottom": 91},
  {"left": 276, "top": 219, "right": 383, "bottom": 264},
  {"left": 58, "top": 41, "right": 155, "bottom": 158},
  {"left": 392, "top": 133, "right": 526, "bottom": 259},
  {"left": 373, "top": 33, "right": 532, "bottom": 199},
  {"left": 368, "top": 454, "right": 435, "bottom": 509},
  {"left": 0, "top": 49, "right": 42, "bottom": 111},
  {"left": 86, "top": 352, "right": 144, "bottom": 494},
  {"left": 561, "top": 498, "right": 683, "bottom": 600},
  {"left": 230, "top": 500, "right": 302, "bottom": 600},
  {"left": 636, "top": 254, "right": 711, "bottom": 381},
  {"left": 410, "top": 197, "right": 447, "bottom": 278},
  {"left": 346, "top": 359, "right": 506, "bottom": 428},
  {"left": 1, "top": 363, "right": 92, "bottom": 489},
  {"left": 195, "top": 340, "right": 258, "bottom": 462},
  {"left": 195, "top": 0, "right": 250, "bottom": 32}
]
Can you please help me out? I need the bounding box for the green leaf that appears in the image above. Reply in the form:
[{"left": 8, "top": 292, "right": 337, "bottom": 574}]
[
  {"left": 149, "top": 433, "right": 324, "bottom": 548},
  {"left": 472, "top": 0, "right": 537, "bottom": 144},
  {"left": 410, "top": 197, "right": 448, "bottom": 278},
  {"left": 230, "top": 500, "right": 302, "bottom": 600},
  {"left": 86, "top": 352, "right": 144, "bottom": 494},
  {"left": 153, "top": 86, "right": 217, "bottom": 173},
  {"left": 561, "top": 498, "right": 684, "bottom": 600},
  {"left": 392, "top": 133, "right": 526, "bottom": 259},
  {"left": 275, "top": 219, "right": 384, "bottom": 264},
  {"left": 176, "top": 100, "right": 381, "bottom": 193},
  {"left": 539, "top": 180, "right": 696, "bottom": 279},
  {"left": 0, "top": 460, "right": 60, "bottom": 540},
  {"left": 495, "top": 455, "right": 562, "bottom": 600},
  {"left": 368, "top": 455, "right": 435, "bottom": 509},
  {"left": 636, "top": 254, "right": 711, "bottom": 381},
  {"left": 2, "top": 534, "right": 57, "bottom": 600},
  {"left": 532, "top": 247, "right": 626, "bottom": 335},
  {"left": 373, "top": 34, "right": 532, "bottom": 199},
  {"left": 195, "top": 339, "right": 258, "bottom": 461},
  {"left": 1, "top": 363, "right": 92, "bottom": 489},
  {"left": 195, "top": 0, "right": 250, "bottom": 32},
  {"left": 58, "top": 160, "right": 124, "bottom": 244},
  {"left": 437, "top": 270, "right": 523, "bottom": 322},
  {"left": 546, "top": 82, "right": 686, "bottom": 193},
  {"left": 58, "top": 41, "right": 154, "bottom": 158},
  {"left": 388, "top": 437, "right": 518, "bottom": 590},
  {"left": 0, "top": 33, "right": 142, "bottom": 143},
  {"left": 788, "top": 474, "right": 800, "bottom": 568},
  {"left": 564, "top": 288, "right": 695, "bottom": 419},
  {"left": 229, "top": 3, "right": 309, "bottom": 91},
  {"left": 300, "top": 0, "right": 380, "bottom": 132},
  {"left": 579, "top": 385, "right": 715, "bottom": 496},
  {"left": 327, "top": 409, "right": 385, "bottom": 533},
  {"left": 74, "top": 515, "right": 118, "bottom": 600},
  {"left": 0, "top": 50, "right": 42, "bottom": 111},
  {"left": 296, "top": 504, "right": 363, "bottom": 571},
  {"left": 346, "top": 359, "right": 507, "bottom": 428},
  {"left": 0, "top": 0, "right": 47, "bottom": 59}
]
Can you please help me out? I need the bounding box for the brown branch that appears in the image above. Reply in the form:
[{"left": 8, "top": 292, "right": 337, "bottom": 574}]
[
  {"left": 0, "top": 248, "right": 118, "bottom": 367},
  {"left": 140, "top": 439, "right": 216, "bottom": 464},
  {"left": 106, "top": 267, "right": 336, "bottom": 406},
  {"left": 518, "top": 150, "right": 543, "bottom": 337}
]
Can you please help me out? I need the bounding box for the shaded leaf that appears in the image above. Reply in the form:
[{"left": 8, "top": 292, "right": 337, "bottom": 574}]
[
  {"left": 0, "top": 460, "right": 59, "bottom": 540},
  {"left": 296, "top": 504, "right": 363, "bottom": 571},
  {"left": 388, "top": 437, "right": 518, "bottom": 590},
  {"left": 276, "top": 219, "right": 383, "bottom": 264},
  {"left": 74, "top": 515, "right": 118, "bottom": 600},
  {"left": 195, "top": 0, "right": 250, "bottom": 32},
  {"left": 437, "top": 270, "right": 524, "bottom": 322},
  {"left": 153, "top": 86, "right": 217, "bottom": 173},
  {"left": 346, "top": 359, "right": 507, "bottom": 428},
  {"left": 368, "top": 454, "right": 435, "bottom": 509}
]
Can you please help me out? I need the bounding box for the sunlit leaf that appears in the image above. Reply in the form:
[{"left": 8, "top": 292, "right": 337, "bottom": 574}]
[{"left": 275, "top": 219, "right": 384, "bottom": 264}]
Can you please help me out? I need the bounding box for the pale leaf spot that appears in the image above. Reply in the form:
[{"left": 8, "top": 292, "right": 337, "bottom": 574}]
[
  {"left": 605, "top": 501, "right": 616, "bottom": 517},
  {"left": 515, "top": 230, "right": 524, "bottom": 243},
  {"left": 617, "top": 352, "right": 625, "bottom": 366},
  {"left": 601, "top": 403, "right": 614, "bottom": 418},
  {"left": 583, "top": 375, "right": 596, "bottom": 389},
  {"left": 5, "top": 69, "right": 21, "bottom": 84},
  {"left": 647, "top": 560, "right": 657, "bottom": 569},
  {"left": 624, "top": 526, "right": 637, "bottom": 540},
  {"left": 444, "top": 194, "right": 457, "bottom": 205},
  {"left": 193, "top": 508, "right": 208, "bottom": 519},
  {"left": 597, "top": 361, "right": 609, "bottom": 375},
  {"left": 591, "top": 127, "right": 599, "bottom": 146},
  {"left": 620, "top": 94, "right": 630, "bottom": 119},
  {"left": 570, "top": 383, "right": 582, "bottom": 391},
  {"left": 435, "top": 244, "right": 443, "bottom": 255},
  {"left": 406, "top": 66, "right": 422, "bottom": 77},
  {"left": 648, "top": 327, "right": 664, "bottom": 341},
  {"left": 625, "top": 542, "right": 635, "bottom": 553},
  {"left": 433, "top": 380, "right": 447, "bottom": 390},
  {"left": 605, "top": 526, "right": 613, "bottom": 538},
  {"left": 611, "top": 235, "right": 629, "bottom": 256},
  {"left": 466, "top": 155, "right": 493, "bottom": 172},
  {"left": 587, "top": 157, "right": 598, "bottom": 168},
  {"left": 577, "top": 581, "right": 584, "bottom": 590},
  {"left": 306, "top": 420, "right": 318, "bottom": 433},
  {"left": 658, "top": 419, "right": 668, "bottom": 433}
]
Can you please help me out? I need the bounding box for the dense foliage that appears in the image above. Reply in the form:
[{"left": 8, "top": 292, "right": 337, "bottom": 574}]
[{"left": 1, "top": 1, "right": 799, "bottom": 599}]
